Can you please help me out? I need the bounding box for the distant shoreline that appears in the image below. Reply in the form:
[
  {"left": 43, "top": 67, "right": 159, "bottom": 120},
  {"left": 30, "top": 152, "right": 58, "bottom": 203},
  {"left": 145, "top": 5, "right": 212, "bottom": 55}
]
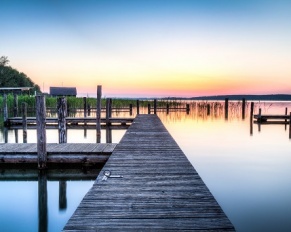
[{"left": 160, "top": 94, "right": 291, "bottom": 101}]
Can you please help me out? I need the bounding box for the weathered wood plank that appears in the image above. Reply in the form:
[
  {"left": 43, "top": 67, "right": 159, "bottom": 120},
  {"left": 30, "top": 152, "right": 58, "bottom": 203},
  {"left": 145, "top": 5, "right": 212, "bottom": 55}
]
[
  {"left": 63, "top": 115, "right": 235, "bottom": 231},
  {"left": 0, "top": 143, "right": 117, "bottom": 164}
]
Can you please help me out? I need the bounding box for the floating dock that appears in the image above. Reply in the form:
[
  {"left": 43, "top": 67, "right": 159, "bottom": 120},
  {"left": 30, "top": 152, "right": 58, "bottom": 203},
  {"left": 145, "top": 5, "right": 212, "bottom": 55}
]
[{"left": 63, "top": 114, "right": 235, "bottom": 231}]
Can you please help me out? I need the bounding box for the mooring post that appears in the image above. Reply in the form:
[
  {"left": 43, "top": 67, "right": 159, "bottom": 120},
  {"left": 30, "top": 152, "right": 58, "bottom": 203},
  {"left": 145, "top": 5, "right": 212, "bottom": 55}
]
[
  {"left": 207, "top": 104, "right": 210, "bottom": 116},
  {"left": 83, "top": 97, "right": 87, "bottom": 117},
  {"left": 13, "top": 93, "right": 18, "bottom": 117},
  {"left": 129, "top": 104, "right": 133, "bottom": 116},
  {"left": 22, "top": 102, "right": 27, "bottom": 143},
  {"left": 88, "top": 104, "right": 91, "bottom": 116},
  {"left": 186, "top": 104, "right": 190, "bottom": 115},
  {"left": 3, "top": 94, "right": 8, "bottom": 125},
  {"left": 36, "top": 95, "right": 47, "bottom": 169},
  {"left": 136, "top": 100, "right": 140, "bottom": 115},
  {"left": 38, "top": 170, "right": 48, "bottom": 232},
  {"left": 258, "top": 108, "right": 262, "bottom": 132},
  {"left": 59, "top": 181, "right": 67, "bottom": 210},
  {"left": 148, "top": 103, "right": 151, "bottom": 114},
  {"left": 14, "top": 129, "right": 19, "bottom": 143},
  {"left": 96, "top": 85, "right": 102, "bottom": 143},
  {"left": 106, "top": 98, "right": 111, "bottom": 125},
  {"left": 242, "top": 98, "right": 246, "bottom": 120},
  {"left": 154, "top": 99, "right": 157, "bottom": 114},
  {"left": 250, "top": 102, "right": 254, "bottom": 135},
  {"left": 57, "top": 97, "right": 67, "bottom": 143},
  {"left": 106, "top": 126, "right": 112, "bottom": 143},
  {"left": 224, "top": 98, "right": 229, "bottom": 120},
  {"left": 166, "top": 103, "right": 169, "bottom": 114}
]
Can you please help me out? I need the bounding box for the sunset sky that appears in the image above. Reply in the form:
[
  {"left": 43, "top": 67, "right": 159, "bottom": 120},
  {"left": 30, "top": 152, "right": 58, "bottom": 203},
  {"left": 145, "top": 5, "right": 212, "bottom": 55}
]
[{"left": 1, "top": 0, "right": 291, "bottom": 97}]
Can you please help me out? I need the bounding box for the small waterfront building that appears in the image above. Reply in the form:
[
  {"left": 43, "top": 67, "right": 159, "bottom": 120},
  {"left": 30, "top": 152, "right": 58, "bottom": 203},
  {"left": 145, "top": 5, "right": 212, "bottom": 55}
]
[
  {"left": 0, "top": 87, "right": 32, "bottom": 95},
  {"left": 50, "top": 87, "right": 77, "bottom": 97}
]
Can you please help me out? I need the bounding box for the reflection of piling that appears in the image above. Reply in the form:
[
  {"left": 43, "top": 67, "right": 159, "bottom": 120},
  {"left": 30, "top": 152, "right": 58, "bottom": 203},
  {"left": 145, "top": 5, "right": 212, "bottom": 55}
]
[
  {"left": 242, "top": 98, "right": 246, "bottom": 120},
  {"left": 224, "top": 98, "right": 229, "bottom": 120},
  {"left": 38, "top": 170, "right": 48, "bottom": 232},
  {"left": 136, "top": 100, "right": 140, "bottom": 115},
  {"left": 36, "top": 95, "right": 47, "bottom": 169},
  {"left": 59, "top": 181, "right": 67, "bottom": 210},
  {"left": 250, "top": 102, "right": 254, "bottom": 135},
  {"left": 22, "top": 102, "right": 27, "bottom": 143},
  {"left": 57, "top": 97, "right": 67, "bottom": 144},
  {"left": 96, "top": 85, "right": 102, "bottom": 143},
  {"left": 154, "top": 99, "right": 157, "bottom": 114}
]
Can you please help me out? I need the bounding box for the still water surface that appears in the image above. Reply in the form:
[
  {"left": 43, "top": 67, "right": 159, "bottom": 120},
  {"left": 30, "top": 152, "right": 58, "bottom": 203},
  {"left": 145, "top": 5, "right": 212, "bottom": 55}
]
[{"left": 1, "top": 101, "right": 291, "bottom": 232}]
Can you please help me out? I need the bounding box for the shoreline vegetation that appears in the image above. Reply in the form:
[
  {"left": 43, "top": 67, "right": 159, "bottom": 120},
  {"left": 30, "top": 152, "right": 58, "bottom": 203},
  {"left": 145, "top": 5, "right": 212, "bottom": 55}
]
[{"left": 0, "top": 94, "right": 291, "bottom": 111}]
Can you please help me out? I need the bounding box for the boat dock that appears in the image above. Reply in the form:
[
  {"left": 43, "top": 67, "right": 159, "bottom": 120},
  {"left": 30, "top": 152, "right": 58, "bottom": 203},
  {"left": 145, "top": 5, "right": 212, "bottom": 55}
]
[{"left": 63, "top": 114, "right": 235, "bottom": 231}]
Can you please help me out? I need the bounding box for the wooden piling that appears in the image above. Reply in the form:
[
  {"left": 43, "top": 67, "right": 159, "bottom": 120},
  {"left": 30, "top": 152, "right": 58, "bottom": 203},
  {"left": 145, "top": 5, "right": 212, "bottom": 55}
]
[
  {"left": 242, "top": 98, "right": 246, "bottom": 120},
  {"left": 106, "top": 98, "right": 111, "bottom": 125},
  {"left": 186, "top": 104, "right": 190, "bottom": 114},
  {"left": 36, "top": 95, "right": 47, "bottom": 169},
  {"left": 148, "top": 104, "right": 151, "bottom": 114},
  {"left": 59, "top": 181, "right": 67, "bottom": 210},
  {"left": 250, "top": 102, "right": 254, "bottom": 135},
  {"left": 3, "top": 94, "right": 8, "bottom": 125},
  {"left": 106, "top": 126, "right": 112, "bottom": 143},
  {"left": 129, "top": 104, "right": 133, "bottom": 116},
  {"left": 83, "top": 97, "right": 87, "bottom": 117},
  {"left": 224, "top": 98, "right": 229, "bottom": 120},
  {"left": 57, "top": 97, "right": 67, "bottom": 144},
  {"left": 22, "top": 102, "right": 27, "bottom": 143},
  {"left": 289, "top": 113, "right": 291, "bottom": 139},
  {"left": 207, "top": 104, "right": 210, "bottom": 116},
  {"left": 87, "top": 104, "right": 91, "bottom": 116},
  {"left": 166, "top": 103, "right": 169, "bottom": 114},
  {"left": 13, "top": 93, "right": 18, "bottom": 117},
  {"left": 96, "top": 85, "right": 102, "bottom": 143},
  {"left": 154, "top": 99, "right": 157, "bottom": 114},
  {"left": 136, "top": 100, "right": 140, "bottom": 115}
]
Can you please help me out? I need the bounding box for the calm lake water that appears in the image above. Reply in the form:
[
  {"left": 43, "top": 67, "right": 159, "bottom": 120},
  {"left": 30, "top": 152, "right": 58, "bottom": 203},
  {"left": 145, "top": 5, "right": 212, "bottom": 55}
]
[{"left": 1, "top": 101, "right": 291, "bottom": 232}]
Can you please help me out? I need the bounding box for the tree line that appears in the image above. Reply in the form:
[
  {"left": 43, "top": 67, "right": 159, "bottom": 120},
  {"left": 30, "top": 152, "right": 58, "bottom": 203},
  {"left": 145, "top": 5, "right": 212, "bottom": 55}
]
[{"left": 0, "top": 56, "right": 41, "bottom": 94}]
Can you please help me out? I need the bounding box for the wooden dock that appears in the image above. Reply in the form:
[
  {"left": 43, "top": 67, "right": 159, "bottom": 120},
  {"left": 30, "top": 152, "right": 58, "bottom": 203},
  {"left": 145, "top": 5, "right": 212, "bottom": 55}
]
[
  {"left": 254, "top": 114, "right": 290, "bottom": 123},
  {"left": 63, "top": 115, "right": 235, "bottom": 231},
  {"left": 0, "top": 143, "right": 116, "bottom": 165},
  {"left": 5, "top": 117, "right": 134, "bottom": 126}
]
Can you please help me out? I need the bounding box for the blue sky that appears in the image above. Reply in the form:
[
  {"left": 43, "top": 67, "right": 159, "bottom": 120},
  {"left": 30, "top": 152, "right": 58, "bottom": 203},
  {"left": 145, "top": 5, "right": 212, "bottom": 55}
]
[{"left": 1, "top": 0, "right": 291, "bottom": 97}]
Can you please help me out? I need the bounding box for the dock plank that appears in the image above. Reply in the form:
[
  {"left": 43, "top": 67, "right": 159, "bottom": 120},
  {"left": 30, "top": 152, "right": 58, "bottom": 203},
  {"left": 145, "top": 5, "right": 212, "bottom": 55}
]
[
  {"left": 0, "top": 143, "right": 117, "bottom": 164},
  {"left": 63, "top": 114, "right": 235, "bottom": 231}
]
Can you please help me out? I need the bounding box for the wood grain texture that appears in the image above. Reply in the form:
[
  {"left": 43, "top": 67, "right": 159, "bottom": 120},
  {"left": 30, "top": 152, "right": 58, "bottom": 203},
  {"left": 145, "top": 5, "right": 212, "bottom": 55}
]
[
  {"left": 63, "top": 115, "right": 235, "bottom": 231},
  {"left": 0, "top": 143, "right": 116, "bottom": 164}
]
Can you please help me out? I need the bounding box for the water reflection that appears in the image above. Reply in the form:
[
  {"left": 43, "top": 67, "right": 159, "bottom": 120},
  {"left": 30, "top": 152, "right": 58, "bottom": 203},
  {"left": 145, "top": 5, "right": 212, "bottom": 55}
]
[{"left": 1, "top": 101, "right": 291, "bottom": 232}]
